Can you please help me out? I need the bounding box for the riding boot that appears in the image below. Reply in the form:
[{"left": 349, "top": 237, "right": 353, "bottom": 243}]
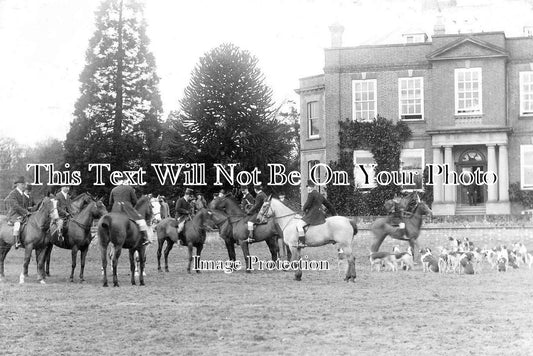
[
  {"left": 141, "top": 231, "right": 151, "bottom": 246},
  {"left": 246, "top": 222, "right": 255, "bottom": 243},
  {"left": 296, "top": 234, "right": 307, "bottom": 248},
  {"left": 14, "top": 234, "right": 21, "bottom": 249}
]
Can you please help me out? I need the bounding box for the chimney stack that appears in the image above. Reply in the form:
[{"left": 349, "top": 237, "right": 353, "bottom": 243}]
[
  {"left": 329, "top": 22, "right": 345, "bottom": 47},
  {"left": 434, "top": 12, "right": 445, "bottom": 35}
]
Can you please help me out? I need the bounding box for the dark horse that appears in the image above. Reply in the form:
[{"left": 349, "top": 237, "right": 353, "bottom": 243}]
[
  {"left": 97, "top": 196, "right": 152, "bottom": 287},
  {"left": 155, "top": 208, "right": 220, "bottom": 273},
  {"left": 44, "top": 194, "right": 108, "bottom": 282},
  {"left": 0, "top": 197, "right": 59, "bottom": 284},
  {"left": 212, "top": 197, "right": 282, "bottom": 271},
  {"left": 370, "top": 193, "right": 432, "bottom": 261}
]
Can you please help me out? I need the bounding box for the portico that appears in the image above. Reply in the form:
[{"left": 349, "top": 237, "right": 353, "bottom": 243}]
[{"left": 428, "top": 127, "right": 512, "bottom": 215}]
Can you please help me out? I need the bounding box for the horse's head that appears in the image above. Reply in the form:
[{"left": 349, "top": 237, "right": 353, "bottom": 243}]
[
  {"left": 196, "top": 208, "right": 218, "bottom": 231},
  {"left": 414, "top": 197, "right": 432, "bottom": 217},
  {"left": 37, "top": 197, "right": 59, "bottom": 225},
  {"left": 92, "top": 198, "right": 108, "bottom": 219},
  {"left": 257, "top": 195, "right": 274, "bottom": 222},
  {"left": 135, "top": 196, "right": 153, "bottom": 224},
  {"left": 206, "top": 208, "right": 227, "bottom": 228}
]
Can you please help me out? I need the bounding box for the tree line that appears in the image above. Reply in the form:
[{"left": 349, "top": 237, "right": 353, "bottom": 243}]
[{"left": 0, "top": 0, "right": 300, "bottom": 204}]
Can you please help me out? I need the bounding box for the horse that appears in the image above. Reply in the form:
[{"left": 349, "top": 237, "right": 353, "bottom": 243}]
[
  {"left": 97, "top": 196, "right": 152, "bottom": 287},
  {"left": 155, "top": 208, "right": 219, "bottom": 273},
  {"left": 44, "top": 196, "right": 108, "bottom": 282},
  {"left": 370, "top": 194, "right": 432, "bottom": 262},
  {"left": 0, "top": 197, "right": 59, "bottom": 284},
  {"left": 256, "top": 197, "right": 358, "bottom": 282},
  {"left": 211, "top": 197, "right": 284, "bottom": 272}
]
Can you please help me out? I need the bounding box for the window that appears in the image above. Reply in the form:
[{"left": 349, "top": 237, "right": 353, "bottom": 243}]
[
  {"left": 352, "top": 79, "right": 377, "bottom": 121},
  {"left": 521, "top": 145, "right": 533, "bottom": 190},
  {"left": 307, "top": 101, "right": 320, "bottom": 138},
  {"left": 308, "top": 160, "right": 322, "bottom": 192},
  {"left": 520, "top": 72, "right": 533, "bottom": 116},
  {"left": 400, "top": 149, "right": 425, "bottom": 191},
  {"left": 399, "top": 77, "right": 424, "bottom": 120},
  {"left": 455, "top": 68, "right": 482, "bottom": 115},
  {"left": 402, "top": 33, "right": 427, "bottom": 44},
  {"left": 353, "top": 150, "right": 376, "bottom": 189}
]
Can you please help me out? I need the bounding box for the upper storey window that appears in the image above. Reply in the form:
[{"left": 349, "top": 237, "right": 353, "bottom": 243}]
[
  {"left": 399, "top": 77, "right": 424, "bottom": 120},
  {"left": 307, "top": 101, "right": 320, "bottom": 138},
  {"left": 455, "top": 68, "right": 482, "bottom": 115},
  {"left": 520, "top": 71, "right": 533, "bottom": 116},
  {"left": 352, "top": 79, "right": 377, "bottom": 122}
]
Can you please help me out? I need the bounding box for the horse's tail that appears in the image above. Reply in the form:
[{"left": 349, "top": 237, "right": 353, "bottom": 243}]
[
  {"left": 98, "top": 215, "right": 112, "bottom": 243},
  {"left": 349, "top": 219, "right": 358, "bottom": 236}
]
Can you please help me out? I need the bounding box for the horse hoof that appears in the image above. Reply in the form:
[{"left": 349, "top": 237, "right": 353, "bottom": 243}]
[
  {"left": 70, "top": 278, "right": 74, "bottom": 283},
  {"left": 165, "top": 268, "right": 169, "bottom": 273},
  {"left": 187, "top": 269, "right": 191, "bottom": 274},
  {"left": 140, "top": 281, "right": 145, "bottom": 286},
  {"left": 103, "top": 282, "right": 108, "bottom": 287},
  {"left": 79, "top": 279, "right": 85, "bottom": 283},
  {"left": 196, "top": 270, "right": 201, "bottom": 274},
  {"left": 294, "top": 276, "right": 302, "bottom": 281},
  {"left": 132, "top": 282, "right": 136, "bottom": 286},
  {"left": 245, "top": 269, "right": 251, "bottom": 274},
  {"left": 113, "top": 282, "right": 119, "bottom": 287},
  {"left": 158, "top": 268, "right": 162, "bottom": 272}
]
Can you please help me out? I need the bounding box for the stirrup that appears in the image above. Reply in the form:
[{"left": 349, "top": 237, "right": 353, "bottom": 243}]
[
  {"left": 142, "top": 239, "right": 151, "bottom": 246},
  {"left": 246, "top": 237, "right": 255, "bottom": 244},
  {"left": 15, "top": 241, "right": 21, "bottom": 249}
]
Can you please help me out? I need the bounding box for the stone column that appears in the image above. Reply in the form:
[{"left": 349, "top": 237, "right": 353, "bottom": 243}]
[
  {"left": 432, "top": 147, "right": 443, "bottom": 203},
  {"left": 444, "top": 146, "right": 454, "bottom": 203},
  {"left": 498, "top": 144, "right": 509, "bottom": 202},
  {"left": 487, "top": 144, "right": 498, "bottom": 202}
]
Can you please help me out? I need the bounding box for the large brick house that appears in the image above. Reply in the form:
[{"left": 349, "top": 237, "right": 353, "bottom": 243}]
[{"left": 296, "top": 24, "right": 533, "bottom": 215}]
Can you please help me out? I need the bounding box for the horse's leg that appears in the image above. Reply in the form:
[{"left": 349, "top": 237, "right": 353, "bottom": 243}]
[
  {"left": 157, "top": 236, "right": 164, "bottom": 272},
  {"left": 79, "top": 247, "right": 88, "bottom": 282},
  {"left": 370, "top": 229, "right": 387, "bottom": 253},
  {"left": 100, "top": 242, "right": 108, "bottom": 287},
  {"left": 164, "top": 239, "right": 174, "bottom": 272},
  {"left": 112, "top": 246, "right": 121, "bottom": 287},
  {"left": 289, "top": 246, "right": 302, "bottom": 281},
  {"left": 0, "top": 245, "right": 11, "bottom": 281},
  {"left": 45, "top": 244, "right": 52, "bottom": 277},
  {"left": 139, "top": 247, "right": 146, "bottom": 286},
  {"left": 187, "top": 243, "right": 194, "bottom": 273},
  {"left": 36, "top": 247, "right": 49, "bottom": 284},
  {"left": 241, "top": 240, "right": 252, "bottom": 273},
  {"left": 409, "top": 238, "right": 420, "bottom": 265},
  {"left": 70, "top": 245, "right": 78, "bottom": 282},
  {"left": 194, "top": 244, "right": 203, "bottom": 274},
  {"left": 265, "top": 237, "right": 278, "bottom": 262},
  {"left": 224, "top": 238, "right": 236, "bottom": 261},
  {"left": 20, "top": 243, "right": 33, "bottom": 284},
  {"left": 339, "top": 242, "right": 357, "bottom": 283},
  {"left": 129, "top": 249, "right": 136, "bottom": 285}
]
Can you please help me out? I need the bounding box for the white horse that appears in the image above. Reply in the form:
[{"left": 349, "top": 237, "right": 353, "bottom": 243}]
[{"left": 257, "top": 197, "right": 358, "bottom": 282}]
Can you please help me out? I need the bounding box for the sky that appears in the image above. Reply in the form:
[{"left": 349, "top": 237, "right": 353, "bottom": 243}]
[{"left": 1, "top": 0, "right": 532, "bottom": 146}]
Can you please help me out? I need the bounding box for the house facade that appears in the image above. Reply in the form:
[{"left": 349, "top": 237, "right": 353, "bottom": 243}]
[{"left": 297, "top": 26, "right": 533, "bottom": 215}]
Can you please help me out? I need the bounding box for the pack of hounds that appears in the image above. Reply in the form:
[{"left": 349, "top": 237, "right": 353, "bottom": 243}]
[{"left": 368, "top": 237, "right": 533, "bottom": 274}]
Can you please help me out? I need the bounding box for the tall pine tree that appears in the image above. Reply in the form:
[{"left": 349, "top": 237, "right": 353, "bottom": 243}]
[
  {"left": 169, "top": 43, "right": 296, "bottom": 195},
  {"left": 65, "top": 0, "right": 162, "bottom": 196}
]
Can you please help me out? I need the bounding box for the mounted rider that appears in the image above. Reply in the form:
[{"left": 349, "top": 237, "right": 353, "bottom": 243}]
[
  {"left": 296, "top": 180, "right": 337, "bottom": 248},
  {"left": 109, "top": 175, "right": 151, "bottom": 246},
  {"left": 55, "top": 184, "right": 73, "bottom": 241},
  {"left": 240, "top": 185, "right": 254, "bottom": 212},
  {"left": 245, "top": 184, "right": 267, "bottom": 243},
  {"left": 175, "top": 188, "right": 194, "bottom": 234},
  {"left": 23, "top": 183, "right": 37, "bottom": 212},
  {"left": 4, "top": 176, "right": 29, "bottom": 249}
]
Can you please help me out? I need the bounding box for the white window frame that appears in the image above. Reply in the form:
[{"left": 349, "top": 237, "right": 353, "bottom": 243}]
[
  {"left": 353, "top": 150, "right": 376, "bottom": 189},
  {"left": 398, "top": 77, "right": 424, "bottom": 121},
  {"left": 400, "top": 148, "right": 425, "bottom": 191},
  {"left": 352, "top": 79, "right": 377, "bottom": 122},
  {"left": 308, "top": 160, "right": 322, "bottom": 192},
  {"left": 520, "top": 145, "right": 533, "bottom": 190},
  {"left": 454, "top": 68, "right": 482, "bottom": 115},
  {"left": 307, "top": 101, "right": 320, "bottom": 138},
  {"left": 519, "top": 71, "right": 533, "bottom": 116}
]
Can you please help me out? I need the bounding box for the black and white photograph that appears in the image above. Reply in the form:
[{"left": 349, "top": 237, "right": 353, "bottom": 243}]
[{"left": 1, "top": 0, "right": 533, "bottom": 354}]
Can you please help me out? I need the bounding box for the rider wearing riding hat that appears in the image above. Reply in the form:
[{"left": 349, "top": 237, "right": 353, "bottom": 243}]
[
  {"left": 4, "top": 176, "right": 29, "bottom": 249},
  {"left": 55, "top": 184, "right": 73, "bottom": 241},
  {"left": 175, "top": 188, "right": 194, "bottom": 234},
  {"left": 388, "top": 193, "right": 405, "bottom": 230},
  {"left": 296, "top": 180, "right": 337, "bottom": 248},
  {"left": 243, "top": 184, "right": 267, "bottom": 243},
  {"left": 109, "top": 174, "right": 151, "bottom": 246},
  {"left": 23, "top": 183, "right": 37, "bottom": 212},
  {"left": 240, "top": 185, "right": 254, "bottom": 212}
]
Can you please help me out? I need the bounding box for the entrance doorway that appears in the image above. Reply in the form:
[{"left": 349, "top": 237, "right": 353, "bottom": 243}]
[{"left": 456, "top": 150, "right": 486, "bottom": 206}]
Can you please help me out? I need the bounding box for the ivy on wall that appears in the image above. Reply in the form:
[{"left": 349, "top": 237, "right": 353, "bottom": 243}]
[
  {"left": 509, "top": 182, "right": 533, "bottom": 209},
  {"left": 327, "top": 116, "right": 413, "bottom": 216}
]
